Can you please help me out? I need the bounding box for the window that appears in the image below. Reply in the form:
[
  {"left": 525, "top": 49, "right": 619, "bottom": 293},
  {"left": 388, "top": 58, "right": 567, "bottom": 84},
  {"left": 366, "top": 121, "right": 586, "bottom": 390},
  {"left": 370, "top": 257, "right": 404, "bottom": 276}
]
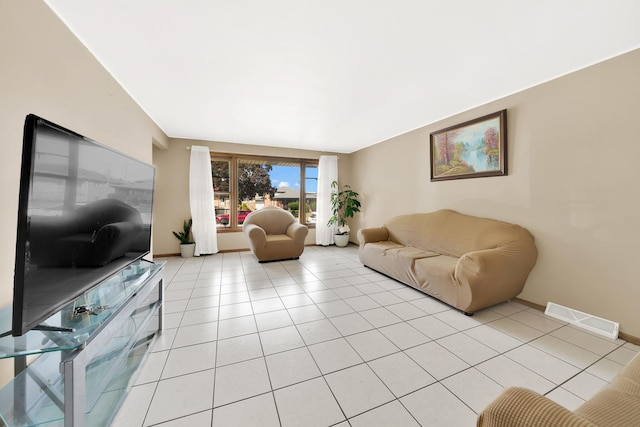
[
  {"left": 211, "top": 153, "right": 318, "bottom": 230},
  {"left": 304, "top": 164, "right": 318, "bottom": 224},
  {"left": 211, "top": 158, "right": 231, "bottom": 225}
]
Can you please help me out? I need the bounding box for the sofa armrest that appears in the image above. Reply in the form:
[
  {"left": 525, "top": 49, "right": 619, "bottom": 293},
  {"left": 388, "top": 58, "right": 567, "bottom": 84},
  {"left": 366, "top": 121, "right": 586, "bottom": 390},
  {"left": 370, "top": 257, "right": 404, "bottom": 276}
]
[
  {"left": 455, "top": 239, "right": 537, "bottom": 311},
  {"left": 357, "top": 227, "right": 389, "bottom": 246},
  {"left": 286, "top": 222, "right": 309, "bottom": 243},
  {"left": 244, "top": 223, "right": 267, "bottom": 248},
  {"left": 477, "top": 387, "right": 596, "bottom": 427}
]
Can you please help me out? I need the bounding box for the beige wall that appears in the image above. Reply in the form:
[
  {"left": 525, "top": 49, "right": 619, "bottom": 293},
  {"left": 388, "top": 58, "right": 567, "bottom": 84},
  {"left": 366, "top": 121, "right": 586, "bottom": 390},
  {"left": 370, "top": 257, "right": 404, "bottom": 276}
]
[
  {"left": 350, "top": 48, "right": 640, "bottom": 338},
  {"left": 153, "top": 138, "right": 345, "bottom": 255},
  {"left": 0, "top": 1, "right": 168, "bottom": 386}
]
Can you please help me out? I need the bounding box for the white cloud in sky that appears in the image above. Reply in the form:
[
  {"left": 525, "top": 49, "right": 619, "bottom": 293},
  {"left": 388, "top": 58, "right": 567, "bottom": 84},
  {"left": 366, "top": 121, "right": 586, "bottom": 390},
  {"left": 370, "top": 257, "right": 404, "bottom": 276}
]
[{"left": 279, "top": 181, "right": 289, "bottom": 187}]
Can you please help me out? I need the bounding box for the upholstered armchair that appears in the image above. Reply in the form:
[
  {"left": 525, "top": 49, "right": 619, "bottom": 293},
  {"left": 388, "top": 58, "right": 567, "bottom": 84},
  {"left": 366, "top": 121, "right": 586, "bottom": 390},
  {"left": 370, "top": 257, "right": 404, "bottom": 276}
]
[
  {"left": 242, "top": 206, "right": 309, "bottom": 262},
  {"left": 477, "top": 352, "right": 640, "bottom": 426}
]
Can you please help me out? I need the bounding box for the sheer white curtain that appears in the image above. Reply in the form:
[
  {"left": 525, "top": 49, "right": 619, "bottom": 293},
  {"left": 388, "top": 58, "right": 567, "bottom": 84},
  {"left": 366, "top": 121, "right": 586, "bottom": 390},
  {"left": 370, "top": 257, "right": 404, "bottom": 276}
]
[
  {"left": 189, "top": 146, "right": 218, "bottom": 255},
  {"left": 315, "top": 155, "right": 338, "bottom": 245}
]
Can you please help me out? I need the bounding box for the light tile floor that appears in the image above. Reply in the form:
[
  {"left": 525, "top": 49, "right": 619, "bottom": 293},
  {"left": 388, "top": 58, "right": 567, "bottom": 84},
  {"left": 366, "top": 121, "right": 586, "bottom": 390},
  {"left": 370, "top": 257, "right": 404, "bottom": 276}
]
[{"left": 112, "top": 245, "right": 639, "bottom": 427}]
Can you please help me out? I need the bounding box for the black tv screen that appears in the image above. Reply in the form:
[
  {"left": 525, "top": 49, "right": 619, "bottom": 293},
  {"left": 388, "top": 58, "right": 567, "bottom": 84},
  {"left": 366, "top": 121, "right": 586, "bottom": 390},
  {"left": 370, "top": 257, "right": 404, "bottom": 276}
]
[{"left": 12, "top": 114, "right": 155, "bottom": 336}]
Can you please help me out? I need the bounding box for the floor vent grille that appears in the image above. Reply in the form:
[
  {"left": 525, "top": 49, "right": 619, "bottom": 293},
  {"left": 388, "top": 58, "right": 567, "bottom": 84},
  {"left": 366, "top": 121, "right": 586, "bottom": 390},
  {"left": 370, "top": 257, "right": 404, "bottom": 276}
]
[{"left": 544, "top": 302, "right": 619, "bottom": 340}]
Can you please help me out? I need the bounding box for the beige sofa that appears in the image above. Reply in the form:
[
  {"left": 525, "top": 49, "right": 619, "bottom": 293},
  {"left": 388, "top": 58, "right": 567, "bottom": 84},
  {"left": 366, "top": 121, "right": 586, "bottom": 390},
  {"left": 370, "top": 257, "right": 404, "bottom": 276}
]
[
  {"left": 477, "top": 351, "right": 640, "bottom": 426},
  {"left": 357, "top": 209, "right": 537, "bottom": 314},
  {"left": 243, "top": 206, "right": 308, "bottom": 262}
]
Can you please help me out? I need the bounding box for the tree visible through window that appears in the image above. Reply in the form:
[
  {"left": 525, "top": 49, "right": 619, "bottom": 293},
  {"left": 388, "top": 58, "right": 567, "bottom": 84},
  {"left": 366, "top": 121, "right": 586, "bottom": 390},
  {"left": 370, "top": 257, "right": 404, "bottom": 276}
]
[{"left": 237, "top": 161, "right": 277, "bottom": 202}]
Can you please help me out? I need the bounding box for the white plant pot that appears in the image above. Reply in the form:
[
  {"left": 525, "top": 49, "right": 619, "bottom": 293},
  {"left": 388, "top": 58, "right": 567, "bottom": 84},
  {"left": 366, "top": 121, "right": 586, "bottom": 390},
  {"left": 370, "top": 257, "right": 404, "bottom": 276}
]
[
  {"left": 180, "top": 243, "right": 196, "bottom": 258},
  {"left": 334, "top": 234, "right": 350, "bottom": 247}
]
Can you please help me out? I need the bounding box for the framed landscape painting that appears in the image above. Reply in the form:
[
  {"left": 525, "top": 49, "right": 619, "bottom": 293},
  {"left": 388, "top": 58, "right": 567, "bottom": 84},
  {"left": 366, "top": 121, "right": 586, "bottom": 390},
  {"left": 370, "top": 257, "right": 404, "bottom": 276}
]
[{"left": 430, "top": 109, "right": 507, "bottom": 181}]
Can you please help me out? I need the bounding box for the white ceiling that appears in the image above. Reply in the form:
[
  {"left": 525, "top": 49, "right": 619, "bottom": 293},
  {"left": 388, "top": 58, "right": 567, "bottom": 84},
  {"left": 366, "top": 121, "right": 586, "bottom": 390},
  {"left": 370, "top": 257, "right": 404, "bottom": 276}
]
[{"left": 45, "top": 1, "right": 640, "bottom": 154}]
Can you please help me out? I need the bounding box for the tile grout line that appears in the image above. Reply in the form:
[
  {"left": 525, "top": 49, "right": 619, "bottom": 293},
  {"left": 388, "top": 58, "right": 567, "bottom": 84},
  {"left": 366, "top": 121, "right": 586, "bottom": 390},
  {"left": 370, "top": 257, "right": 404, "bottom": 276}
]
[{"left": 125, "top": 250, "right": 636, "bottom": 426}]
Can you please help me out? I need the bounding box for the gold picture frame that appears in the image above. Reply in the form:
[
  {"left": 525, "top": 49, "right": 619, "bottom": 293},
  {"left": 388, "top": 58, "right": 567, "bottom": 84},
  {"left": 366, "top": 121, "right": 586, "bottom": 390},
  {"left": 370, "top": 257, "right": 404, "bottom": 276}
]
[{"left": 430, "top": 109, "right": 507, "bottom": 181}]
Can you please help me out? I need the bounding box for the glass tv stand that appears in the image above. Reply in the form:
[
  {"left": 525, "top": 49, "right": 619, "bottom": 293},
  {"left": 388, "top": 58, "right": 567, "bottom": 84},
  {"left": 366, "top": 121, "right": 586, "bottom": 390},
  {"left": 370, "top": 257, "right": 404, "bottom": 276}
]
[{"left": 0, "top": 259, "right": 165, "bottom": 427}]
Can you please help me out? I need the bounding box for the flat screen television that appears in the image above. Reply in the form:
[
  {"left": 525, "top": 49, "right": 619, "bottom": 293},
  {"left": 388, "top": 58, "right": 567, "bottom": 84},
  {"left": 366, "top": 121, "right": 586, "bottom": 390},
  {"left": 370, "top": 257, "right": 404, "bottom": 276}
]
[{"left": 10, "top": 114, "right": 155, "bottom": 336}]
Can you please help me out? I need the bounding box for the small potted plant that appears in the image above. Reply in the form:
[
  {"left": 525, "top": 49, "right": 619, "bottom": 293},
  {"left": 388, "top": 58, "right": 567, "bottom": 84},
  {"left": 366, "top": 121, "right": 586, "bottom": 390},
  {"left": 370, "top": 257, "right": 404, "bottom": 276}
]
[
  {"left": 327, "top": 180, "right": 361, "bottom": 247},
  {"left": 172, "top": 219, "right": 195, "bottom": 257}
]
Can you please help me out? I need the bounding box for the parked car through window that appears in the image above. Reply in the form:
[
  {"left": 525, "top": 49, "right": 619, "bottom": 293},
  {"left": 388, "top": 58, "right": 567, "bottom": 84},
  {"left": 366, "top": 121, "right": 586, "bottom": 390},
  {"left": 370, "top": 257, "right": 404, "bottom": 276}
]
[{"left": 215, "top": 210, "right": 251, "bottom": 226}]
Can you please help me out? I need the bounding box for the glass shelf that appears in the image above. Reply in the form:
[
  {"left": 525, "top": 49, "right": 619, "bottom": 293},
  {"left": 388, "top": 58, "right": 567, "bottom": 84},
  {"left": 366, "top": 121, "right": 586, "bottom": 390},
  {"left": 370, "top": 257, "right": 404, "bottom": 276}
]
[
  {"left": 0, "top": 259, "right": 164, "bottom": 427},
  {"left": 0, "top": 259, "right": 163, "bottom": 359}
]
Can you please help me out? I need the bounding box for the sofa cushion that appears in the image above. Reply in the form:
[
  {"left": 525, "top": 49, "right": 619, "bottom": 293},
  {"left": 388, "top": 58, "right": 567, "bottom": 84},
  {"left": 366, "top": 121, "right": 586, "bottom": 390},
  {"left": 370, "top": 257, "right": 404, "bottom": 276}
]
[
  {"left": 413, "top": 255, "right": 459, "bottom": 306},
  {"left": 359, "top": 241, "right": 440, "bottom": 286}
]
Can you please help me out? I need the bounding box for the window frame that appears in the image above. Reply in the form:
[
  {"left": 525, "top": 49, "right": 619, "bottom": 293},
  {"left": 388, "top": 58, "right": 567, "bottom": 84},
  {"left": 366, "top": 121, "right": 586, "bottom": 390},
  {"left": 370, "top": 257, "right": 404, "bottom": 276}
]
[{"left": 210, "top": 152, "right": 318, "bottom": 232}]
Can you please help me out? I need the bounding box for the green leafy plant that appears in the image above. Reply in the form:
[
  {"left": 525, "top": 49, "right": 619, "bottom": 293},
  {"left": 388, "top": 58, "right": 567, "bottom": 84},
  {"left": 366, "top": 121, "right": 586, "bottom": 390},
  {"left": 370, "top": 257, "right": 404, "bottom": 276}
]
[
  {"left": 327, "top": 181, "right": 361, "bottom": 234},
  {"left": 172, "top": 219, "right": 193, "bottom": 244}
]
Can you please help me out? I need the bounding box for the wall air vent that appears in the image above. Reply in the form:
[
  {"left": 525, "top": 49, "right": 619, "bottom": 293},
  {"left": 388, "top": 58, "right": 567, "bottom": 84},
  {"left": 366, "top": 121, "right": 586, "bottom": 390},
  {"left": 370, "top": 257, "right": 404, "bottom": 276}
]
[{"left": 544, "top": 302, "right": 619, "bottom": 340}]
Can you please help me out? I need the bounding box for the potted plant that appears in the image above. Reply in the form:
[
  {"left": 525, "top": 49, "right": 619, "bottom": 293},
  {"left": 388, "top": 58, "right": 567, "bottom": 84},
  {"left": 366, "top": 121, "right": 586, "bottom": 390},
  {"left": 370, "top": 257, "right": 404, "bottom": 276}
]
[
  {"left": 172, "top": 219, "right": 195, "bottom": 257},
  {"left": 327, "top": 180, "right": 361, "bottom": 247}
]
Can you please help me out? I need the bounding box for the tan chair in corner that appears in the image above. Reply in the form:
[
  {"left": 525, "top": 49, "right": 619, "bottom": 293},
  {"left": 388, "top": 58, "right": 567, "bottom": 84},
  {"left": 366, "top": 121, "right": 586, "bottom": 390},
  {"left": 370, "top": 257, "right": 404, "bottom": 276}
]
[
  {"left": 477, "top": 351, "right": 640, "bottom": 426},
  {"left": 242, "top": 206, "right": 309, "bottom": 262}
]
